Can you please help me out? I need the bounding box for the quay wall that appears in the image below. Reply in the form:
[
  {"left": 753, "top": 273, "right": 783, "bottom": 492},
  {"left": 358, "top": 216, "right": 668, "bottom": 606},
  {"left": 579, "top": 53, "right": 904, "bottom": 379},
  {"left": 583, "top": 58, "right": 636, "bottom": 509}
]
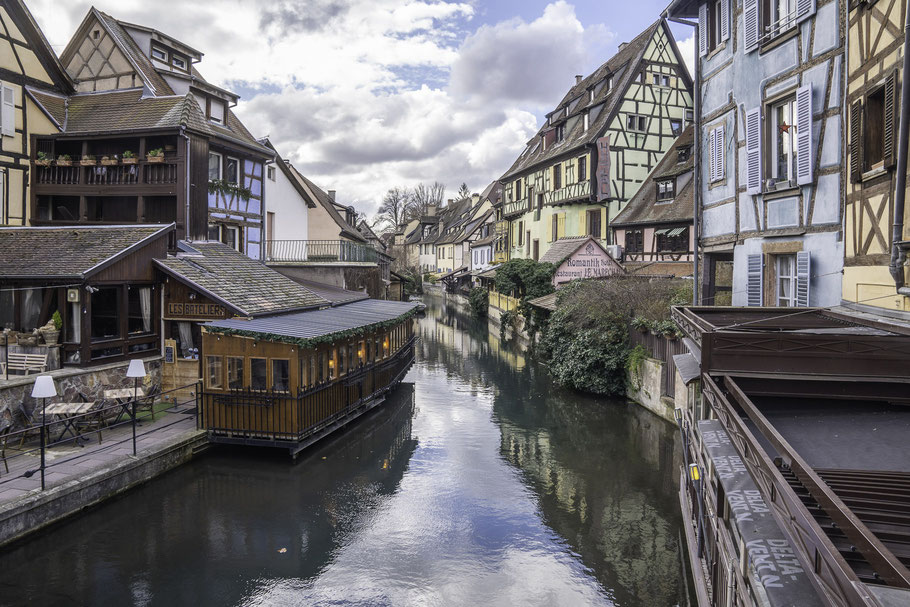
[{"left": 626, "top": 357, "right": 677, "bottom": 425}]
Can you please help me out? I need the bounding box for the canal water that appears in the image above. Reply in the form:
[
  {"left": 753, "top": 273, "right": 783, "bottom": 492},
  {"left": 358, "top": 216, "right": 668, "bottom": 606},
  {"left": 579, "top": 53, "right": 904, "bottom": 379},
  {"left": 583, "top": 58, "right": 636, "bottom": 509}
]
[{"left": 0, "top": 294, "right": 690, "bottom": 606}]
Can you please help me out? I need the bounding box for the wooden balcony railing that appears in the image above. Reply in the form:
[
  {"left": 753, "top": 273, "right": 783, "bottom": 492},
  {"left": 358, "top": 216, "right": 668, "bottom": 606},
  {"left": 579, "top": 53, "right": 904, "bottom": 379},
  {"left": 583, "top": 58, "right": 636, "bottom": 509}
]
[
  {"left": 265, "top": 240, "right": 379, "bottom": 263},
  {"left": 503, "top": 198, "right": 530, "bottom": 218},
  {"left": 34, "top": 161, "right": 179, "bottom": 187}
]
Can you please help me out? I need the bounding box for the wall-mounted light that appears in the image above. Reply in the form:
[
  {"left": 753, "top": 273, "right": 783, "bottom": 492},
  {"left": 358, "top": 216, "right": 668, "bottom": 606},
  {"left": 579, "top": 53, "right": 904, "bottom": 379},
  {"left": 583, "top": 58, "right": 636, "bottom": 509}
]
[
  {"left": 689, "top": 463, "right": 700, "bottom": 482},
  {"left": 328, "top": 359, "right": 334, "bottom": 368}
]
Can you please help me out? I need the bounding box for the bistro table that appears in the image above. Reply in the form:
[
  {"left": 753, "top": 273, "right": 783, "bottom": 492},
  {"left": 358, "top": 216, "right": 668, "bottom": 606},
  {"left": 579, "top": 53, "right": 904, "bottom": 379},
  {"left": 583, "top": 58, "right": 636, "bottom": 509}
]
[
  {"left": 44, "top": 401, "right": 97, "bottom": 444},
  {"left": 103, "top": 388, "right": 146, "bottom": 424}
]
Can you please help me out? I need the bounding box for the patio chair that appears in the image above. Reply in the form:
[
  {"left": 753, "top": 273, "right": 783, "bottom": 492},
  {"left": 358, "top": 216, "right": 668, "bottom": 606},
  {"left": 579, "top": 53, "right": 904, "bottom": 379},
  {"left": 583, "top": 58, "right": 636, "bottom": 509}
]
[
  {"left": 138, "top": 384, "right": 162, "bottom": 421},
  {"left": 15, "top": 403, "right": 42, "bottom": 449},
  {"left": 73, "top": 392, "right": 107, "bottom": 445},
  {"left": 0, "top": 423, "right": 11, "bottom": 475}
]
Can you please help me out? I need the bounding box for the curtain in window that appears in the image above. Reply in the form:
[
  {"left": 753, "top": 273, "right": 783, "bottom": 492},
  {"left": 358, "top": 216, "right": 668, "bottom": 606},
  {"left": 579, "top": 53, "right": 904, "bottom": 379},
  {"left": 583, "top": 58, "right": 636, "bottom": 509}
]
[
  {"left": 139, "top": 287, "right": 152, "bottom": 333},
  {"left": 22, "top": 289, "right": 41, "bottom": 330},
  {"left": 178, "top": 322, "right": 194, "bottom": 358},
  {"left": 68, "top": 302, "right": 81, "bottom": 343}
]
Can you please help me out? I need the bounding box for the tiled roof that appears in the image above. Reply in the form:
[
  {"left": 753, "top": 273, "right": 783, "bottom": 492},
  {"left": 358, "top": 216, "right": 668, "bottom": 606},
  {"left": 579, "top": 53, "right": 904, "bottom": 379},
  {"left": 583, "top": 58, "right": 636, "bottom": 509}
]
[
  {"left": 204, "top": 299, "right": 423, "bottom": 345},
  {"left": 155, "top": 241, "right": 328, "bottom": 317},
  {"left": 292, "top": 280, "right": 370, "bottom": 305},
  {"left": 287, "top": 165, "right": 366, "bottom": 242},
  {"left": 539, "top": 236, "right": 599, "bottom": 264},
  {"left": 0, "top": 225, "right": 170, "bottom": 279},
  {"left": 611, "top": 126, "right": 694, "bottom": 227},
  {"left": 527, "top": 292, "right": 558, "bottom": 311},
  {"left": 501, "top": 21, "right": 665, "bottom": 180},
  {"left": 59, "top": 89, "right": 189, "bottom": 133},
  {"left": 470, "top": 234, "right": 495, "bottom": 247},
  {"left": 27, "top": 89, "right": 66, "bottom": 127}
]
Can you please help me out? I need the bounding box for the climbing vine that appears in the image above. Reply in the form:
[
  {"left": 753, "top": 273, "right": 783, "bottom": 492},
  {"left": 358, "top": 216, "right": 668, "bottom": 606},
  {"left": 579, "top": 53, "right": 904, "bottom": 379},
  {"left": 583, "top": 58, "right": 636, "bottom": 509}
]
[{"left": 208, "top": 179, "right": 253, "bottom": 202}]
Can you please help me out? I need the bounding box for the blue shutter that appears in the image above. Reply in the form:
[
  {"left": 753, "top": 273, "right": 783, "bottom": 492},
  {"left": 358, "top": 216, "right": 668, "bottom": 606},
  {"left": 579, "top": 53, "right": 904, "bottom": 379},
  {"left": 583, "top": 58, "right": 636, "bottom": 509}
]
[
  {"left": 796, "top": 0, "right": 816, "bottom": 24},
  {"left": 720, "top": 0, "right": 730, "bottom": 42},
  {"left": 745, "top": 108, "right": 762, "bottom": 194},
  {"left": 699, "top": 3, "right": 708, "bottom": 57},
  {"left": 796, "top": 84, "right": 813, "bottom": 186},
  {"left": 744, "top": 0, "right": 760, "bottom": 52},
  {"left": 796, "top": 251, "right": 810, "bottom": 307},
  {"left": 747, "top": 254, "right": 763, "bottom": 306}
]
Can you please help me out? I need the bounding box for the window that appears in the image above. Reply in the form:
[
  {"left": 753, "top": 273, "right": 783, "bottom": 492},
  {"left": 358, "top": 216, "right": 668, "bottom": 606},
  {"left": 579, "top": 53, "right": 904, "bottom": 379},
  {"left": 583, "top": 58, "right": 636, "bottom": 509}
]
[
  {"left": 698, "top": 0, "right": 729, "bottom": 56},
  {"left": 578, "top": 156, "right": 587, "bottom": 182},
  {"left": 777, "top": 254, "right": 797, "bottom": 307},
  {"left": 151, "top": 46, "right": 167, "bottom": 62},
  {"left": 206, "top": 356, "right": 223, "bottom": 389},
  {"left": 766, "top": 0, "right": 798, "bottom": 39},
  {"left": 627, "top": 114, "right": 647, "bottom": 132},
  {"left": 678, "top": 146, "right": 691, "bottom": 163},
  {"left": 227, "top": 357, "right": 244, "bottom": 390},
  {"left": 515, "top": 180, "right": 522, "bottom": 201},
  {"left": 90, "top": 287, "right": 120, "bottom": 340},
  {"left": 607, "top": 75, "right": 613, "bottom": 91},
  {"left": 625, "top": 229, "right": 644, "bottom": 253},
  {"left": 551, "top": 214, "right": 558, "bottom": 242},
  {"left": 208, "top": 99, "right": 225, "bottom": 124},
  {"left": 250, "top": 358, "right": 268, "bottom": 390},
  {"left": 272, "top": 359, "right": 290, "bottom": 392},
  {"left": 556, "top": 125, "right": 565, "bottom": 142},
  {"left": 589, "top": 88, "right": 595, "bottom": 102},
  {"left": 222, "top": 225, "right": 241, "bottom": 251},
  {"left": 127, "top": 287, "right": 152, "bottom": 334},
  {"left": 770, "top": 96, "right": 797, "bottom": 185},
  {"left": 208, "top": 152, "right": 222, "bottom": 180},
  {"left": 670, "top": 118, "right": 683, "bottom": 136},
  {"left": 1, "top": 84, "right": 14, "bottom": 137},
  {"left": 657, "top": 226, "right": 688, "bottom": 251},
  {"left": 636, "top": 71, "right": 645, "bottom": 83},
  {"left": 172, "top": 55, "right": 187, "bottom": 70},
  {"left": 851, "top": 71, "right": 897, "bottom": 180},
  {"left": 225, "top": 157, "right": 239, "bottom": 185},
  {"left": 553, "top": 164, "right": 562, "bottom": 189},
  {"left": 657, "top": 180, "right": 675, "bottom": 200},
  {"left": 583, "top": 112, "right": 589, "bottom": 132},
  {"left": 586, "top": 209, "right": 602, "bottom": 238},
  {"left": 268, "top": 166, "right": 276, "bottom": 181},
  {"left": 653, "top": 74, "right": 670, "bottom": 87}
]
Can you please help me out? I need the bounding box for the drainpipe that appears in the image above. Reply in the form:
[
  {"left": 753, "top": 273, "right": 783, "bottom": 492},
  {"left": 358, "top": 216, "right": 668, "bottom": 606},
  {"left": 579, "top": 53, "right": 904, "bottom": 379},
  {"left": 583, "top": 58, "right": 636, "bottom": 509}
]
[
  {"left": 180, "top": 126, "right": 190, "bottom": 242},
  {"left": 667, "top": 11, "right": 700, "bottom": 305},
  {"left": 890, "top": 0, "right": 910, "bottom": 294}
]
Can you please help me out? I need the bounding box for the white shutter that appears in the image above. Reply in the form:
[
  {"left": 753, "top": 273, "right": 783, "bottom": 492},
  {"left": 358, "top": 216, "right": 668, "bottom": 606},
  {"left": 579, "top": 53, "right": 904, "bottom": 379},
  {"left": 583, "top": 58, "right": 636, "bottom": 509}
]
[
  {"left": 747, "top": 254, "right": 763, "bottom": 306},
  {"left": 796, "top": 251, "right": 810, "bottom": 307},
  {"left": 744, "top": 0, "right": 760, "bottom": 52},
  {"left": 745, "top": 107, "right": 762, "bottom": 194},
  {"left": 708, "top": 129, "right": 717, "bottom": 182},
  {"left": 1, "top": 85, "right": 14, "bottom": 137},
  {"left": 720, "top": 0, "right": 730, "bottom": 42},
  {"left": 796, "top": 84, "right": 813, "bottom": 185},
  {"left": 796, "top": 0, "right": 816, "bottom": 24},
  {"left": 698, "top": 3, "right": 708, "bottom": 57},
  {"left": 715, "top": 124, "right": 725, "bottom": 181}
]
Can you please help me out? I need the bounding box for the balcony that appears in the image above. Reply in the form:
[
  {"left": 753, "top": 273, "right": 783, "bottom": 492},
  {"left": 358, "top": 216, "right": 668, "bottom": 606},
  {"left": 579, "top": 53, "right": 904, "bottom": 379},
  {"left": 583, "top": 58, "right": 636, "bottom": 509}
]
[
  {"left": 34, "top": 161, "right": 179, "bottom": 191},
  {"left": 543, "top": 180, "right": 591, "bottom": 206},
  {"left": 502, "top": 197, "right": 530, "bottom": 219},
  {"left": 265, "top": 240, "right": 380, "bottom": 264}
]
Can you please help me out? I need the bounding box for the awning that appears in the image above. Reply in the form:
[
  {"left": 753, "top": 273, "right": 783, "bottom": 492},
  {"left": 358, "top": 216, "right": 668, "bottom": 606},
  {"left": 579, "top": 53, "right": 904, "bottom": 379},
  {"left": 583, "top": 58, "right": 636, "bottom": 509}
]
[
  {"left": 654, "top": 228, "right": 670, "bottom": 235},
  {"left": 672, "top": 353, "right": 701, "bottom": 385},
  {"left": 667, "top": 226, "right": 686, "bottom": 236}
]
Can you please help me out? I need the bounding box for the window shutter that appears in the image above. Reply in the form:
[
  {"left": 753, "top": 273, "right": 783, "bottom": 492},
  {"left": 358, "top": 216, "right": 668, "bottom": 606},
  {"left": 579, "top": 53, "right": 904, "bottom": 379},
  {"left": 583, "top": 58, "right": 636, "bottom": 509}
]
[
  {"left": 796, "top": 0, "right": 816, "bottom": 24},
  {"left": 716, "top": 124, "right": 725, "bottom": 181},
  {"left": 796, "top": 251, "right": 811, "bottom": 307},
  {"left": 746, "top": 107, "right": 762, "bottom": 194},
  {"left": 708, "top": 129, "right": 717, "bottom": 182},
  {"left": 747, "top": 254, "right": 763, "bottom": 306},
  {"left": 698, "top": 3, "right": 708, "bottom": 57},
  {"left": 744, "top": 0, "right": 760, "bottom": 52},
  {"left": 721, "top": 0, "right": 730, "bottom": 42},
  {"left": 1, "top": 85, "right": 14, "bottom": 137},
  {"left": 850, "top": 100, "right": 863, "bottom": 182},
  {"left": 884, "top": 69, "right": 898, "bottom": 169},
  {"left": 585, "top": 210, "right": 591, "bottom": 236},
  {"left": 796, "top": 84, "right": 813, "bottom": 185}
]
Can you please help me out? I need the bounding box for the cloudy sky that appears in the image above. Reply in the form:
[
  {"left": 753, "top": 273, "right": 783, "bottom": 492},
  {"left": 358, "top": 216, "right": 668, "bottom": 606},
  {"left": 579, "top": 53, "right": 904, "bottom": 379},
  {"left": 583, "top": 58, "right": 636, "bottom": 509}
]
[{"left": 30, "top": 0, "right": 694, "bottom": 220}]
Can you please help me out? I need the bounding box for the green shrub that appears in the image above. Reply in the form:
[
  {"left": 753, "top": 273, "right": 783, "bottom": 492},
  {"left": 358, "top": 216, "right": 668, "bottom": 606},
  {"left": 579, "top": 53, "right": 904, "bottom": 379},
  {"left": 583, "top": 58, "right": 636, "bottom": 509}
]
[
  {"left": 626, "top": 344, "right": 649, "bottom": 391},
  {"left": 468, "top": 287, "right": 488, "bottom": 318}
]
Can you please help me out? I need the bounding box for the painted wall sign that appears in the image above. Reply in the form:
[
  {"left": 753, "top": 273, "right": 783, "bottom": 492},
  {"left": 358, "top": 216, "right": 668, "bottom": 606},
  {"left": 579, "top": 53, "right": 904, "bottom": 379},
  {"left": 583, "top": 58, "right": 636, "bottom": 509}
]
[
  {"left": 164, "top": 339, "right": 176, "bottom": 363},
  {"left": 166, "top": 302, "right": 226, "bottom": 318},
  {"left": 596, "top": 136, "right": 611, "bottom": 201},
  {"left": 553, "top": 241, "right": 622, "bottom": 286}
]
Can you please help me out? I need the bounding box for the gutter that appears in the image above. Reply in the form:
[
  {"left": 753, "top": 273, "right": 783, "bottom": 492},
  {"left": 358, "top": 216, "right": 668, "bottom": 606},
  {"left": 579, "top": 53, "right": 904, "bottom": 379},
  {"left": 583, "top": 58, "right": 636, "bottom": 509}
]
[{"left": 891, "top": 0, "right": 910, "bottom": 295}]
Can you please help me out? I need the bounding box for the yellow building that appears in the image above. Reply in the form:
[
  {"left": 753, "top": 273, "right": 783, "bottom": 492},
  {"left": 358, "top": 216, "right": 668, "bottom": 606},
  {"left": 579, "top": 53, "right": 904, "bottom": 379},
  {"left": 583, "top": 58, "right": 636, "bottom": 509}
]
[
  {"left": 0, "top": 0, "right": 73, "bottom": 225},
  {"left": 498, "top": 20, "right": 692, "bottom": 261},
  {"left": 843, "top": 0, "right": 910, "bottom": 313}
]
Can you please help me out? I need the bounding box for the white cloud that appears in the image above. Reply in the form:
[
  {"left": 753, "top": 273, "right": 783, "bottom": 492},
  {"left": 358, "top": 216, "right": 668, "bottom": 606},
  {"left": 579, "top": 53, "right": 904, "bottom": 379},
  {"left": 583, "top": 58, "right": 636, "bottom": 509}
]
[{"left": 676, "top": 33, "right": 696, "bottom": 82}]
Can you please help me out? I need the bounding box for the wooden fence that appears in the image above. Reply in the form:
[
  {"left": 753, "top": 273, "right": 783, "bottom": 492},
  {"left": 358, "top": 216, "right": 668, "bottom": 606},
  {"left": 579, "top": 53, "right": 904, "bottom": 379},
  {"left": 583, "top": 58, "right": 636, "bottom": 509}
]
[{"left": 628, "top": 328, "right": 688, "bottom": 398}]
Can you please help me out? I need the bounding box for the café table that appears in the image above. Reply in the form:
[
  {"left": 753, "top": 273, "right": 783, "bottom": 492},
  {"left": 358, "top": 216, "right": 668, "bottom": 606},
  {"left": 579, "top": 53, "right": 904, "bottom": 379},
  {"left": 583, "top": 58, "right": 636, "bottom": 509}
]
[
  {"left": 44, "top": 401, "right": 97, "bottom": 444},
  {"left": 103, "top": 388, "right": 146, "bottom": 424}
]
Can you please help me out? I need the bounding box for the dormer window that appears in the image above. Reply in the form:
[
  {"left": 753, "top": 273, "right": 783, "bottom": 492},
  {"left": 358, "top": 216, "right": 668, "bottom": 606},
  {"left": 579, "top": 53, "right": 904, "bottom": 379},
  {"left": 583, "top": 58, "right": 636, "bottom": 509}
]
[
  {"left": 589, "top": 88, "right": 595, "bottom": 102},
  {"left": 657, "top": 179, "right": 675, "bottom": 200},
  {"left": 677, "top": 146, "right": 691, "bottom": 163},
  {"left": 583, "top": 112, "right": 589, "bottom": 132},
  {"left": 172, "top": 54, "right": 187, "bottom": 70},
  {"left": 151, "top": 46, "right": 167, "bottom": 62},
  {"left": 208, "top": 98, "right": 225, "bottom": 125},
  {"left": 556, "top": 125, "right": 565, "bottom": 142}
]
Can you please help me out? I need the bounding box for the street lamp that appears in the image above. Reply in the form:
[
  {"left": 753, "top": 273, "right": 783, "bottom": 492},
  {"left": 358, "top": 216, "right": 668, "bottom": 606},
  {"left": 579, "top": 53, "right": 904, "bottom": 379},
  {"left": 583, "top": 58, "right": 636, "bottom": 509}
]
[
  {"left": 31, "top": 375, "right": 57, "bottom": 490},
  {"left": 126, "top": 359, "right": 147, "bottom": 456}
]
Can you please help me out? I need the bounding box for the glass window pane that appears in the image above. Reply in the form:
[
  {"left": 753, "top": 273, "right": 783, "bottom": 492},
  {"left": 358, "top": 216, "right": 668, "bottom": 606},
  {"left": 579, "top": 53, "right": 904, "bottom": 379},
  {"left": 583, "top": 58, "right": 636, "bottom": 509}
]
[
  {"left": 227, "top": 357, "right": 244, "bottom": 390},
  {"left": 127, "top": 287, "right": 152, "bottom": 334},
  {"left": 91, "top": 287, "right": 120, "bottom": 340},
  {"left": 226, "top": 158, "right": 239, "bottom": 185},
  {"left": 272, "top": 359, "right": 289, "bottom": 392},
  {"left": 206, "top": 356, "right": 223, "bottom": 389},
  {"left": 208, "top": 153, "right": 221, "bottom": 180},
  {"left": 250, "top": 358, "right": 268, "bottom": 391}
]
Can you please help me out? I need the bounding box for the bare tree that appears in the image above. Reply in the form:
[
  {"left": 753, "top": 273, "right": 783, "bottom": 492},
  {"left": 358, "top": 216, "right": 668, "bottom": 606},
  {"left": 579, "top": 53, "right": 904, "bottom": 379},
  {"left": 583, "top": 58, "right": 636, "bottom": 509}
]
[
  {"left": 375, "top": 186, "right": 411, "bottom": 231},
  {"left": 407, "top": 181, "right": 445, "bottom": 218},
  {"left": 457, "top": 182, "right": 471, "bottom": 200}
]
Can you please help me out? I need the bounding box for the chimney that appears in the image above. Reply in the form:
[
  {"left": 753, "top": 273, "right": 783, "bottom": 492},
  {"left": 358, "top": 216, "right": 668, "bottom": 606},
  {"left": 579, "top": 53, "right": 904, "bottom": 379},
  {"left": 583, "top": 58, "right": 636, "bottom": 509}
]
[
  {"left": 427, "top": 204, "right": 437, "bottom": 216},
  {"left": 575, "top": 74, "right": 583, "bottom": 85},
  {"left": 618, "top": 42, "right": 628, "bottom": 51},
  {"left": 447, "top": 198, "right": 453, "bottom": 205},
  {"left": 328, "top": 189, "right": 336, "bottom": 201}
]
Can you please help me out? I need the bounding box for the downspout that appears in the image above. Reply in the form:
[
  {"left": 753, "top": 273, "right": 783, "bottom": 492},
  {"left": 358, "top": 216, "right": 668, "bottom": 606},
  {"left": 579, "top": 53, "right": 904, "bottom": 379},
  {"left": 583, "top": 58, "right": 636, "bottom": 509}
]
[
  {"left": 890, "top": 0, "right": 910, "bottom": 293},
  {"left": 667, "top": 12, "right": 700, "bottom": 305},
  {"left": 181, "top": 126, "right": 190, "bottom": 242}
]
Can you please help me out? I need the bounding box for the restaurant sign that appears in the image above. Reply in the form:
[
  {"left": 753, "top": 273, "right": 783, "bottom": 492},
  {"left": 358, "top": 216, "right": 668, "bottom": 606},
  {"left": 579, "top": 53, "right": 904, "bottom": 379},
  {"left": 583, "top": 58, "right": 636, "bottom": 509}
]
[
  {"left": 553, "top": 241, "right": 623, "bottom": 286},
  {"left": 166, "top": 302, "right": 226, "bottom": 319}
]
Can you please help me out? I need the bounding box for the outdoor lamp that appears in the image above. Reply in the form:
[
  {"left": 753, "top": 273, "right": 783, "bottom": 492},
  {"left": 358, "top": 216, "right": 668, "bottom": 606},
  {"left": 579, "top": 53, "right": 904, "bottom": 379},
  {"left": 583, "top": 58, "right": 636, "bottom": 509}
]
[
  {"left": 673, "top": 408, "right": 683, "bottom": 422},
  {"left": 31, "top": 375, "right": 57, "bottom": 491},
  {"left": 126, "top": 360, "right": 147, "bottom": 455},
  {"left": 689, "top": 463, "right": 701, "bottom": 482}
]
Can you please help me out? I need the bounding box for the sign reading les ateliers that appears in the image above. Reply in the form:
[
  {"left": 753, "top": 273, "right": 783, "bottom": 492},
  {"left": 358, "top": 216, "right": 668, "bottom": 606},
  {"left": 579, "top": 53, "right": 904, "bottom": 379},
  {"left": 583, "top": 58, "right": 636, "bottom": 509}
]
[{"left": 167, "top": 302, "right": 226, "bottom": 318}]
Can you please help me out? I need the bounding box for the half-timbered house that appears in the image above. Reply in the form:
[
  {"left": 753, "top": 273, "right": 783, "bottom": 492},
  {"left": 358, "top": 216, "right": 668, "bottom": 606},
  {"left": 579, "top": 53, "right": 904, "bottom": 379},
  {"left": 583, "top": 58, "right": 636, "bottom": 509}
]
[
  {"left": 668, "top": 0, "right": 845, "bottom": 307},
  {"left": 497, "top": 19, "right": 693, "bottom": 262}
]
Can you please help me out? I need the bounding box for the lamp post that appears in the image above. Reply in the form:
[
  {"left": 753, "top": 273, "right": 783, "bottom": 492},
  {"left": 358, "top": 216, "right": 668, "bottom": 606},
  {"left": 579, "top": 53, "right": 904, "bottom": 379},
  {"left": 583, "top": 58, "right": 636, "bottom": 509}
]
[
  {"left": 126, "top": 359, "right": 147, "bottom": 456},
  {"left": 31, "top": 375, "right": 57, "bottom": 490}
]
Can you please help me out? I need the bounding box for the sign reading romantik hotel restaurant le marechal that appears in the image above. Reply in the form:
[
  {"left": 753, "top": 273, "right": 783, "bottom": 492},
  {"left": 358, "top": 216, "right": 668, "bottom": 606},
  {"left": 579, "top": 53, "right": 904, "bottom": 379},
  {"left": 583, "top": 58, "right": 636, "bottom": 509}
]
[{"left": 552, "top": 240, "right": 624, "bottom": 286}]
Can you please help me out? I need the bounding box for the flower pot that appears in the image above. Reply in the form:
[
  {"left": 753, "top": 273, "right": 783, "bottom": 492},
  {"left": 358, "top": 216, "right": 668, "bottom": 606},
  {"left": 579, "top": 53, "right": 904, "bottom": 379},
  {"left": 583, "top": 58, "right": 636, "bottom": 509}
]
[
  {"left": 18, "top": 335, "right": 38, "bottom": 347},
  {"left": 35, "top": 159, "right": 51, "bottom": 166},
  {"left": 41, "top": 329, "right": 60, "bottom": 346},
  {"left": 56, "top": 160, "right": 72, "bottom": 167},
  {"left": 100, "top": 158, "right": 118, "bottom": 166},
  {"left": 146, "top": 155, "right": 165, "bottom": 164},
  {"left": 122, "top": 157, "right": 138, "bottom": 165},
  {"left": 80, "top": 159, "right": 96, "bottom": 166}
]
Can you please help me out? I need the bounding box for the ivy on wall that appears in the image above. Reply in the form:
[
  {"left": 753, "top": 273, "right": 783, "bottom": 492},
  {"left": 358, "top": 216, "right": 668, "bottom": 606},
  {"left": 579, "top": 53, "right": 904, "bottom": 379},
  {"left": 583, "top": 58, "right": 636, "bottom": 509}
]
[{"left": 208, "top": 179, "right": 253, "bottom": 202}]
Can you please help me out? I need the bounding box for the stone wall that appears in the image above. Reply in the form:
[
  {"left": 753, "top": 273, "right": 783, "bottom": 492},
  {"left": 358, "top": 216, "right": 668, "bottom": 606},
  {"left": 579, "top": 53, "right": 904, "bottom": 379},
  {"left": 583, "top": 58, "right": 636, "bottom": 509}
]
[
  {"left": 0, "top": 356, "right": 162, "bottom": 430},
  {"left": 627, "top": 357, "right": 676, "bottom": 425}
]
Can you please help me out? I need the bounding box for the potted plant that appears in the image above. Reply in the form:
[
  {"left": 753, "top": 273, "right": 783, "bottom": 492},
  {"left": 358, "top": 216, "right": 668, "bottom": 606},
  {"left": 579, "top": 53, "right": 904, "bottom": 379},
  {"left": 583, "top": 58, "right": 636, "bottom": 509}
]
[
  {"left": 40, "top": 314, "right": 61, "bottom": 346},
  {"left": 35, "top": 151, "right": 51, "bottom": 166},
  {"left": 80, "top": 154, "right": 96, "bottom": 166},
  {"left": 56, "top": 154, "right": 72, "bottom": 166},
  {"left": 100, "top": 155, "right": 118, "bottom": 166},
  {"left": 146, "top": 148, "right": 165, "bottom": 163},
  {"left": 122, "top": 150, "right": 138, "bottom": 165}
]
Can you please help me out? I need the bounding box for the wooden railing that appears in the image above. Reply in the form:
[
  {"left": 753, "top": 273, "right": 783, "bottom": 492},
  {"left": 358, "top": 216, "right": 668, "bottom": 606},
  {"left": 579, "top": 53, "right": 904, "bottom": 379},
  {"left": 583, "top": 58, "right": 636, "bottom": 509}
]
[
  {"left": 489, "top": 290, "right": 520, "bottom": 312},
  {"left": 34, "top": 161, "right": 179, "bottom": 186},
  {"left": 502, "top": 198, "right": 529, "bottom": 218},
  {"left": 265, "top": 240, "right": 379, "bottom": 263}
]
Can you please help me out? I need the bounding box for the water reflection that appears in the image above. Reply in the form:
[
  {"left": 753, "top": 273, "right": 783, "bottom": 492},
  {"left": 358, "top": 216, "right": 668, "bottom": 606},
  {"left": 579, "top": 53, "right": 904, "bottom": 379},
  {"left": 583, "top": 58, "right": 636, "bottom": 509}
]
[{"left": 0, "top": 294, "right": 688, "bottom": 606}]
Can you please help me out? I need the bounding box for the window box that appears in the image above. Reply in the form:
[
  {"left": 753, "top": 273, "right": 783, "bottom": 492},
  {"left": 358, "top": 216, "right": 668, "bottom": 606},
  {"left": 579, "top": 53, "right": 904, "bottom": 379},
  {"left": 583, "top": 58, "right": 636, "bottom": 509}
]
[
  {"left": 80, "top": 155, "right": 96, "bottom": 166},
  {"left": 100, "top": 156, "right": 118, "bottom": 166},
  {"left": 146, "top": 149, "right": 165, "bottom": 164}
]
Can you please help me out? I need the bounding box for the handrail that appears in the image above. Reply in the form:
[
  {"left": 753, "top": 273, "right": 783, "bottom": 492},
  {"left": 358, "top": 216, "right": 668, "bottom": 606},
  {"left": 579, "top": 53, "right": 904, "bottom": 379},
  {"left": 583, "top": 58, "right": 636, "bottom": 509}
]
[{"left": 264, "top": 239, "right": 379, "bottom": 263}]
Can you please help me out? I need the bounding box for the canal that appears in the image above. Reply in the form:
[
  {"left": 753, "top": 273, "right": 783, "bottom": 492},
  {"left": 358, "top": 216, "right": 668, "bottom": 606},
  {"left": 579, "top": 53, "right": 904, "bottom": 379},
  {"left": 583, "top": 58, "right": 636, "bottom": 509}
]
[{"left": 0, "top": 294, "right": 691, "bottom": 606}]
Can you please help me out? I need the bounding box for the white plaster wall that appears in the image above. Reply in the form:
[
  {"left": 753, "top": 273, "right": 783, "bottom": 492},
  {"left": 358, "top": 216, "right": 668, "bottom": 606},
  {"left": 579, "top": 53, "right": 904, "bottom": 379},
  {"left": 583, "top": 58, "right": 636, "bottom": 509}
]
[{"left": 264, "top": 166, "right": 308, "bottom": 241}]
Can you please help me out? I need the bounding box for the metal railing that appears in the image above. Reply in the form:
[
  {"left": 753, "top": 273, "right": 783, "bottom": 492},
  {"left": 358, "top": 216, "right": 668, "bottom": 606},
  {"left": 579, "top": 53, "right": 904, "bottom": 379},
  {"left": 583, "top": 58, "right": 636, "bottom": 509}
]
[
  {"left": 0, "top": 382, "right": 200, "bottom": 494},
  {"left": 265, "top": 240, "right": 379, "bottom": 263}
]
